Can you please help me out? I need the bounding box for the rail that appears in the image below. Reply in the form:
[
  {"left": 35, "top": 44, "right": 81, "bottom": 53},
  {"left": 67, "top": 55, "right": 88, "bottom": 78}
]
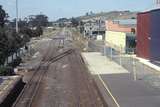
[{"left": 12, "top": 49, "right": 74, "bottom": 107}]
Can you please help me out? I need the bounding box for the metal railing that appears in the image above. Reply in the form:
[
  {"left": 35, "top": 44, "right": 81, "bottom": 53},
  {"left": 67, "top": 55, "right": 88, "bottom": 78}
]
[{"left": 88, "top": 40, "right": 160, "bottom": 89}]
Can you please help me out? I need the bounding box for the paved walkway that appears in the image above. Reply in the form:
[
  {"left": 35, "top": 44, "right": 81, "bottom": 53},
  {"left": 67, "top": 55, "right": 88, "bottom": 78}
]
[
  {"left": 82, "top": 52, "right": 129, "bottom": 75},
  {"left": 82, "top": 52, "right": 160, "bottom": 107}
]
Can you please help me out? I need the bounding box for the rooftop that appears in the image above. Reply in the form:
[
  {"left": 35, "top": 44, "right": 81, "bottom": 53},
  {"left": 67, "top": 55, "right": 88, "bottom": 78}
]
[
  {"left": 138, "top": 7, "right": 160, "bottom": 14},
  {"left": 113, "top": 19, "right": 137, "bottom": 26}
]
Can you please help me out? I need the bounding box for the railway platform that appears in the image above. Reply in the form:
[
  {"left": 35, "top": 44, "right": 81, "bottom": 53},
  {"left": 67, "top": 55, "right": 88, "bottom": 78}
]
[
  {"left": 82, "top": 52, "right": 160, "bottom": 107},
  {"left": 0, "top": 76, "right": 24, "bottom": 107}
]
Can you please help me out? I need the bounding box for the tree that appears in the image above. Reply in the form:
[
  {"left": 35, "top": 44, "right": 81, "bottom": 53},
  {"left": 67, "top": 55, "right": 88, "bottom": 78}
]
[
  {"left": 0, "top": 6, "right": 8, "bottom": 65},
  {"left": 85, "top": 12, "right": 89, "bottom": 16},
  {"left": 0, "top": 5, "right": 32, "bottom": 66},
  {"left": 56, "top": 18, "right": 68, "bottom": 23},
  {"left": 10, "top": 18, "right": 28, "bottom": 28},
  {"left": 131, "top": 17, "right": 136, "bottom": 19},
  {"left": 0, "top": 5, "right": 7, "bottom": 28},
  {"left": 18, "top": 19, "right": 28, "bottom": 28},
  {"left": 71, "top": 18, "right": 79, "bottom": 27},
  {"left": 35, "top": 14, "right": 48, "bottom": 26},
  {"left": 0, "top": 28, "right": 9, "bottom": 64},
  {"left": 79, "top": 21, "right": 84, "bottom": 33},
  {"left": 90, "top": 11, "right": 94, "bottom": 16},
  {"left": 35, "top": 26, "right": 43, "bottom": 36},
  {"left": 28, "top": 14, "right": 49, "bottom": 27}
]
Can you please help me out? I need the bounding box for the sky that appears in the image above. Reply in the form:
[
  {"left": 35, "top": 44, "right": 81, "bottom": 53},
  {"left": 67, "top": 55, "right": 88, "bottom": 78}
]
[{"left": 0, "top": 0, "right": 154, "bottom": 21}]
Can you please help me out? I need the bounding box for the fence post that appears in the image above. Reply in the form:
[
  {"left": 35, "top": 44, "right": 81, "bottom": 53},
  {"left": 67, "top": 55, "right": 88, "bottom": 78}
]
[
  {"left": 133, "top": 56, "right": 137, "bottom": 81},
  {"left": 86, "top": 41, "right": 89, "bottom": 52},
  {"left": 119, "top": 46, "right": 122, "bottom": 66},
  {"left": 103, "top": 45, "right": 105, "bottom": 56},
  {"left": 110, "top": 47, "right": 112, "bottom": 60}
]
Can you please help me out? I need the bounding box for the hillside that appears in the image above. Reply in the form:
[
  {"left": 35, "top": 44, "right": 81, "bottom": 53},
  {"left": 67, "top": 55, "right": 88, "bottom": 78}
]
[{"left": 77, "top": 11, "right": 138, "bottom": 20}]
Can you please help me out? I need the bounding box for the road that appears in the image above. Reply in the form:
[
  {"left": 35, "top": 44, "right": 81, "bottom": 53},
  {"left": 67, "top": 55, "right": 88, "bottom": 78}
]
[{"left": 12, "top": 28, "right": 106, "bottom": 107}]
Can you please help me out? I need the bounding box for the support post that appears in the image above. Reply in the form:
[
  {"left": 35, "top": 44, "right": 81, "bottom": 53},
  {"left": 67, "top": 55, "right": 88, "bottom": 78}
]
[{"left": 133, "top": 57, "right": 137, "bottom": 81}]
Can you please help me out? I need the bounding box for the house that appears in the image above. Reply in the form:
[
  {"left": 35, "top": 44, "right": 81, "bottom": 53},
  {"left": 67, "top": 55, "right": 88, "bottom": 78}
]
[
  {"left": 84, "top": 19, "right": 105, "bottom": 39},
  {"left": 105, "top": 19, "right": 136, "bottom": 53}
]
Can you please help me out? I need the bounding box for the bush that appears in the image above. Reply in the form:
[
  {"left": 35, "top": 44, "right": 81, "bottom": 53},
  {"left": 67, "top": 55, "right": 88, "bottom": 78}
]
[
  {"left": 36, "top": 26, "right": 43, "bottom": 36},
  {"left": 20, "top": 27, "right": 32, "bottom": 37},
  {"left": 0, "top": 66, "right": 14, "bottom": 76},
  {"left": 0, "top": 66, "right": 7, "bottom": 76},
  {"left": 20, "top": 27, "right": 43, "bottom": 37}
]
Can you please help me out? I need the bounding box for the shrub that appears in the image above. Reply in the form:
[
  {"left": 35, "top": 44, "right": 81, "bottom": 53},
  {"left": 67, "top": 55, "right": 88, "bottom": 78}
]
[{"left": 0, "top": 66, "right": 14, "bottom": 76}]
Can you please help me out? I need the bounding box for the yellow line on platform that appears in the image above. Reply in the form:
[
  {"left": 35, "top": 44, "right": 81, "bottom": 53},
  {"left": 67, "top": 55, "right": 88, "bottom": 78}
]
[{"left": 98, "top": 74, "right": 120, "bottom": 107}]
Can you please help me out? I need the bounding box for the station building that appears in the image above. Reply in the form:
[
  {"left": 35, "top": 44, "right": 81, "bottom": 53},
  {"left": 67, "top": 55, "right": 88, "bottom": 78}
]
[{"left": 105, "top": 19, "right": 136, "bottom": 53}]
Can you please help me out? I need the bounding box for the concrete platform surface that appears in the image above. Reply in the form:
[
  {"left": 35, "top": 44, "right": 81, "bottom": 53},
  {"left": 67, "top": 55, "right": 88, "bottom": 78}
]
[
  {"left": 0, "top": 76, "right": 22, "bottom": 103},
  {"left": 82, "top": 52, "right": 129, "bottom": 75},
  {"left": 101, "top": 74, "right": 160, "bottom": 107},
  {"left": 83, "top": 52, "right": 160, "bottom": 107},
  {"left": 135, "top": 56, "right": 160, "bottom": 72}
]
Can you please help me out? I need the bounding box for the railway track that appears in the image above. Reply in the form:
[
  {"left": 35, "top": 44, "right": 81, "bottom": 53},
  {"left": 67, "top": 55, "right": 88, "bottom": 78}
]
[
  {"left": 12, "top": 29, "right": 106, "bottom": 107},
  {"left": 12, "top": 41, "right": 73, "bottom": 107},
  {"left": 68, "top": 51, "right": 105, "bottom": 107}
]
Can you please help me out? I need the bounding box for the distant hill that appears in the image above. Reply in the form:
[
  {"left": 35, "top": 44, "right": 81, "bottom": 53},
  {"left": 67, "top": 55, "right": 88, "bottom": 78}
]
[{"left": 77, "top": 11, "right": 138, "bottom": 21}]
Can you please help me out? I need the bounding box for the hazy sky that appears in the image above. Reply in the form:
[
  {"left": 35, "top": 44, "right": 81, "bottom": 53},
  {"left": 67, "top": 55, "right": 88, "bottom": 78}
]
[{"left": 0, "top": 0, "right": 154, "bottom": 21}]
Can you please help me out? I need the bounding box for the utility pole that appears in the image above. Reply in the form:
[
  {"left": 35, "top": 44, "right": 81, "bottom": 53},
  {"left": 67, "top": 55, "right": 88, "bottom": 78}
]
[
  {"left": 155, "top": 0, "right": 160, "bottom": 7},
  {"left": 98, "top": 17, "right": 101, "bottom": 36},
  {"left": 16, "top": 0, "right": 19, "bottom": 33}
]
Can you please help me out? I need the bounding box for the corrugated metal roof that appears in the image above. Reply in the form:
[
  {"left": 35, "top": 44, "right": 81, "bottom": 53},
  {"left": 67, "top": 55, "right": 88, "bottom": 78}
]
[
  {"left": 113, "top": 19, "right": 137, "bottom": 25},
  {"left": 139, "top": 7, "right": 160, "bottom": 14}
]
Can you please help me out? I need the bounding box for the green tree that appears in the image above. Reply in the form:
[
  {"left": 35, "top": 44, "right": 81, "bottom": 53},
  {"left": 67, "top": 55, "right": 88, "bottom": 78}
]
[
  {"left": 0, "top": 28, "right": 9, "bottom": 65},
  {"left": 0, "top": 6, "right": 8, "bottom": 65},
  {"left": 0, "top": 5, "right": 7, "bottom": 28},
  {"left": 28, "top": 14, "right": 49, "bottom": 27},
  {"left": 36, "top": 26, "right": 43, "bottom": 36},
  {"left": 79, "top": 21, "right": 84, "bottom": 33},
  {"left": 71, "top": 18, "right": 79, "bottom": 27}
]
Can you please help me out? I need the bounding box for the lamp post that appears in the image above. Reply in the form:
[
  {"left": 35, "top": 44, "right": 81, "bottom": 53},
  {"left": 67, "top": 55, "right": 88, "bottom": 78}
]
[{"left": 16, "top": 0, "right": 19, "bottom": 33}]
